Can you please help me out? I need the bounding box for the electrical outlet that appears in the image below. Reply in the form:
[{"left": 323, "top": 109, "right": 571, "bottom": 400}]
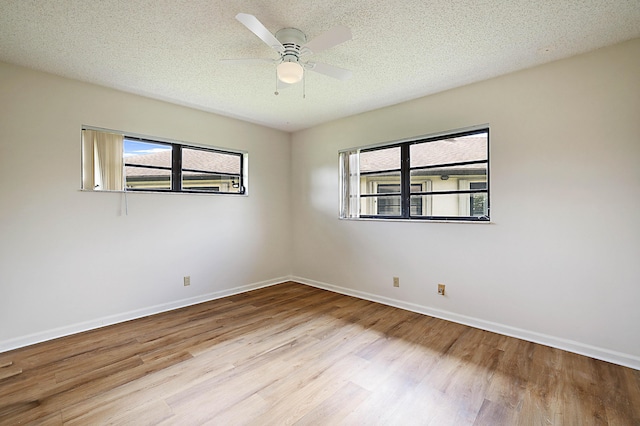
[
  {"left": 184, "top": 276, "right": 191, "bottom": 287},
  {"left": 438, "top": 284, "right": 445, "bottom": 295},
  {"left": 393, "top": 277, "right": 400, "bottom": 287}
]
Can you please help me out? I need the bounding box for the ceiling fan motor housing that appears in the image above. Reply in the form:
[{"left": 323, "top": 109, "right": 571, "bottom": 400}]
[{"left": 275, "top": 28, "right": 306, "bottom": 63}]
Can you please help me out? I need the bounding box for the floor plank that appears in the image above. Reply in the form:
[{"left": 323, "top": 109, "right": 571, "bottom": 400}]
[{"left": 1, "top": 282, "right": 638, "bottom": 425}]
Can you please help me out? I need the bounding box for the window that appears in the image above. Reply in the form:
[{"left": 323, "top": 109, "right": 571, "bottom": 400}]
[
  {"left": 82, "top": 128, "right": 246, "bottom": 194},
  {"left": 339, "top": 127, "right": 489, "bottom": 221},
  {"left": 377, "top": 184, "right": 424, "bottom": 216},
  {"left": 469, "top": 182, "right": 488, "bottom": 216}
]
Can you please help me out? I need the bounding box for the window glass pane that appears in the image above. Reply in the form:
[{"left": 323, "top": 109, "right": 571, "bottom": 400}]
[
  {"left": 410, "top": 133, "right": 487, "bottom": 168},
  {"left": 374, "top": 184, "right": 424, "bottom": 215},
  {"left": 411, "top": 164, "right": 487, "bottom": 192},
  {"left": 182, "top": 148, "right": 241, "bottom": 175},
  {"left": 378, "top": 196, "right": 401, "bottom": 216},
  {"left": 411, "top": 192, "right": 489, "bottom": 218},
  {"left": 359, "top": 171, "right": 401, "bottom": 196},
  {"left": 377, "top": 184, "right": 402, "bottom": 216},
  {"left": 182, "top": 172, "right": 242, "bottom": 192},
  {"left": 181, "top": 148, "right": 242, "bottom": 192},
  {"left": 360, "top": 195, "right": 402, "bottom": 217},
  {"left": 360, "top": 146, "right": 400, "bottom": 173},
  {"left": 359, "top": 183, "right": 424, "bottom": 216},
  {"left": 469, "top": 183, "right": 488, "bottom": 216},
  {"left": 124, "top": 140, "right": 172, "bottom": 190},
  {"left": 408, "top": 184, "right": 425, "bottom": 215}
]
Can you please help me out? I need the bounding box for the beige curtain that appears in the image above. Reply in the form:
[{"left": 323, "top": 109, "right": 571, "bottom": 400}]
[{"left": 82, "top": 129, "right": 124, "bottom": 191}]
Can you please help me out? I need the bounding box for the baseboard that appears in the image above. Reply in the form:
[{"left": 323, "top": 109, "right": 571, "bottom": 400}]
[
  {"left": 5, "top": 275, "right": 638, "bottom": 370},
  {"left": 292, "top": 276, "right": 640, "bottom": 371},
  {"left": 0, "top": 276, "right": 291, "bottom": 354}
]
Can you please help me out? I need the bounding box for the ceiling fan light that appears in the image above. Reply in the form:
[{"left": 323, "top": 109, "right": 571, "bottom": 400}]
[{"left": 277, "top": 61, "right": 304, "bottom": 84}]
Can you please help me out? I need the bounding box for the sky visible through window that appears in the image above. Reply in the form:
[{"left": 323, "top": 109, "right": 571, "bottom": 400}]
[{"left": 124, "top": 139, "right": 171, "bottom": 157}]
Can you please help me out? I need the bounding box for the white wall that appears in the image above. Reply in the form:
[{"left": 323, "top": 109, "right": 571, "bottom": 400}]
[
  {"left": 0, "top": 62, "right": 292, "bottom": 350},
  {"left": 291, "top": 39, "right": 640, "bottom": 368},
  {"left": 2, "top": 39, "right": 639, "bottom": 369}
]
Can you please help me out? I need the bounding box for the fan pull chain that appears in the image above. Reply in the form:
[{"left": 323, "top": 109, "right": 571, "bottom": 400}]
[
  {"left": 274, "top": 70, "right": 279, "bottom": 96},
  {"left": 303, "top": 71, "right": 306, "bottom": 99}
]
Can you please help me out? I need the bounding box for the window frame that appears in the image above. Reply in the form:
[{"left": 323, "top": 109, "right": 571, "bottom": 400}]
[
  {"left": 340, "top": 126, "right": 490, "bottom": 222},
  {"left": 81, "top": 127, "right": 247, "bottom": 195}
]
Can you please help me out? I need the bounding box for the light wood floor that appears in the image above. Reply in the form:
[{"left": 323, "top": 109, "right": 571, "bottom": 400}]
[{"left": 1, "top": 282, "right": 639, "bottom": 425}]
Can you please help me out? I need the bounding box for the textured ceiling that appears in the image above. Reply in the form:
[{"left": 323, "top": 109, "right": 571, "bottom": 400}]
[{"left": 1, "top": 1, "right": 639, "bottom": 132}]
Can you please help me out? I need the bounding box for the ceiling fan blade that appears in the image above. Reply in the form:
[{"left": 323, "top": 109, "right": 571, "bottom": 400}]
[
  {"left": 305, "top": 62, "right": 352, "bottom": 81},
  {"left": 235, "top": 13, "right": 284, "bottom": 53},
  {"left": 302, "top": 26, "right": 352, "bottom": 55}
]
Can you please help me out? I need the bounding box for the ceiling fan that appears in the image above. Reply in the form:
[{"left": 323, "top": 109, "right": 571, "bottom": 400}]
[{"left": 222, "top": 13, "right": 353, "bottom": 88}]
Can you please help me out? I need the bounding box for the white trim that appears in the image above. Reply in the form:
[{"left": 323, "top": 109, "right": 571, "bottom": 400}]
[
  {"left": 0, "top": 276, "right": 290, "bottom": 354},
  {"left": 292, "top": 276, "right": 640, "bottom": 371},
  {"left": 338, "top": 217, "right": 494, "bottom": 224},
  {"left": 5, "top": 275, "right": 638, "bottom": 371}
]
